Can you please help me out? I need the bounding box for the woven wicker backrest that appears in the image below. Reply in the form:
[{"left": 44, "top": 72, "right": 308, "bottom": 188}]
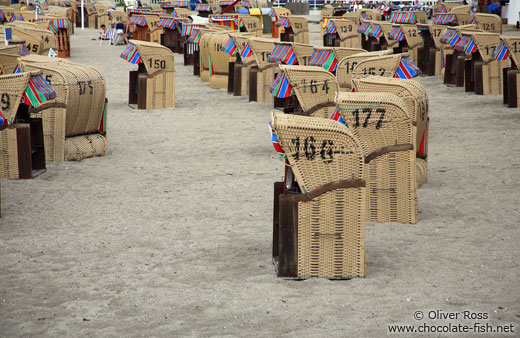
[
  {"left": 47, "top": 6, "right": 73, "bottom": 21},
  {"left": 110, "top": 10, "right": 128, "bottom": 23},
  {"left": 130, "top": 39, "right": 175, "bottom": 74},
  {"left": 428, "top": 24, "right": 448, "bottom": 49},
  {"left": 0, "top": 72, "right": 30, "bottom": 121},
  {"left": 351, "top": 76, "right": 428, "bottom": 155},
  {"left": 333, "top": 19, "right": 358, "bottom": 41},
  {"left": 270, "top": 111, "right": 364, "bottom": 193},
  {"left": 351, "top": 54, "right": 402, "bottom": 80},
  {"left": 174, "top": 8, "right": 191, "bottom": 19},
  {"left": 379, "top": 22, "right": 400, "bottom": 47},
  {"left": 274, "top": 7, "right": 291, "bottom": 19},
  {"left": 200, "top": 31, "right": 215, "bottom": 72},
  {"left": 475, "top": 13, "right": 501, "bottom": 34},
  {"left": 249, "top": 37, "right": 276, "bottom": 70},
  {"left": 470, "top": 32, "right": 500, "bottom": 62},
  {"left": 333, "top": 47, "right": 367, "bottom": 63},
  {"left": 20, "top": 26, "right": 57, "bottom": 53},
  {"left": 400, "top": 24, "right": 423, "bottom": 48},
  {"left": 10, "top": 28, "right": 44, "bottom": 55},
  {"left": 0, "top": 44, "right": 21, "bottom": 55},
  {"left": 321, "top": 8, "right": 333, "bottom": 20},
  {"left": 450, "top": 4, "right": 471, "bottom": 14},
  {"left": 336, "top": 50, "right": 394, "bottom": 89},
  {"left": 288, "top": 16, "right": 308, "bottom": 43},
  {"left": 334, "top": 92, "right": 412, "bottom": 155},
  {"left": 209, "top": 32, "right": 233, "bottom": 74},
  {"left": 455, "top": 14, "right": 475, "bottom": 26},
  {"left": 239, "top": 15, "right": 262, "bottom": 36},
  {"left": 282, "top": 65, "right": 339, "bottom": 119},
  {"left": 21, "top": 60, "right": 106, "bottom": 137},
  {"left": 292, "top": 43, "right": 315, "bottom": 66},
  {"left": 0, "top": 52, "right": 19, "bottom": 75},
  {"left": 208, "top": 0, "right": 221, "bottom": 14}
]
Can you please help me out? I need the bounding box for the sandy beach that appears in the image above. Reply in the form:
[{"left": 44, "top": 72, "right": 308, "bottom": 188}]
[{"left": 0, "top": 20, "right": 519, "bottom": 337}]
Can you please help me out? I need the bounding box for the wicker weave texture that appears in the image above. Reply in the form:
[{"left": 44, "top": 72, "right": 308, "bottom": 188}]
[
  {"left": 282, "top": 65, "right": 339, "bottom": 119},
  {"left": 292, "top": 43, "right": 315, "bottom": 66},
  {"left": 336, "top": 50, "right": 393, "bottom": 89},
  {"left": 271, "top": 111, "right": 366, "bottom": 278},
  {"left": 130, "top": 39, "right": 175, "bottom": 74},
  {"left": 0, "top": 128, "right": 19, "bottom": 179},
  {"left": 335, "top": 92, "right": 417, "bottom": 224}
]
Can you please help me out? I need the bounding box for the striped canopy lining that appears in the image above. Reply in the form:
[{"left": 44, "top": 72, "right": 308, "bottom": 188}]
[
  {"left": 275, "top": 17, "right": 290, "bottom": 28},
  {"left": 454, "top": 34, "right": 477, "bottom": 54},
  {"left": 270, "top": 71, "right": 293, "bottom": 99},
  {"left": 120, "top": 43, "right": 142, "bottom": 64},
  {"left": 158, "top": 17, "right": 176, "bottom": 29},
  {"left": 268, "top": 43, "right": 298, "bottom": 65},
  {"left": 357, "top": 22, "right": 371, "bottom": 34},
  {"left": 195, "top": 4, "right": 211, "bottom": 11},
  {"left": 433, "top": 14, "right": 457, "bottom": 25},
  {"left": 188, "top": 29, "right": 201, "bottom": 43},
  {"left": 129, "top": 15, "right": 148, "bottom": 26},
  {"left": 220, "top": 1, "right": 235, "bottom": 6},
  {"left": 308, "top": 49, "right": 338, "bottom": 72},
  {"left": 181, "top": 24, "right": 204, "bottom": 36},
  {"left": 389, "top": 26, "right": 405, "bottom": 41},
  {"left": 394, "top": 57, "right": 421, "bottom": 79},
  {"left": 0, "top": 10, "right": 4, "bottom": 19},
  {"left": 391, "top": 12, "right": 416, "bottom": 24},
  {"left": 326, "top": 20, "right": 337, "bottom": 34},
  {"left": 368, "top": 24, "right": 382, "bottom": 38},
  {"left": 268, "top": 122, "right": 285, "bottom": 158},
  {"left": 240, "top": 42, "right": 252, "bottom": 58},
  {"left": 7, "top": 41, "right": 30, "bottom": 56},
  {"left": 221, "top": 36, "right": 237, "bottom": 55},
  {"left": 492, "top": 39, "right": 510, "bottom": 61},
  {"left": 128, "top": 9, "right": 149, "bottom": 15},
  {"left": 439, "top": 29, "right": 460, "bottom": 46},
  {"left": 23, "top": 74, "right": 57, "bottom": 107}
]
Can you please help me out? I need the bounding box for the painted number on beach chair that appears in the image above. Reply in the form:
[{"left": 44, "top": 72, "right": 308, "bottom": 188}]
[
  {"left": 78, "top": 81, "right": 94, "bottom": 95},
  {"left": 45, "top": 75, "right": 52, "bottom": 85},
  {"left": 351, "top": 108, "right": 385, "bottom": 129},
  {"left": 148, "top": 59, "right": 167, "bottom": 69},
  {"left": 247, "top": 23, "right": 257, "bottom": 30},
  {"left": 294, "top": 22, "right": 303, "bottom": 29},
  {"left": 511, "top": 42, "right": 519, "bottom": 53},
  {"left": 340, "top": 25, "right": 353, "bottom": 33},
  {"left": 431, "top": 29, "right": 442, "bottom": 38},
  {"left": 1, "top": 93, "right": 10, "bottom": 110},
  {"left": 300, "top": 79, "right": 329, "bottom": 94},
  {"left": 291, "top": 136, "right": 335, "bottom": 161},
  {"left": 25, "top": 43, "right": 39, "bottom": 53},
  {"left": 361, "top": 67, "right": 386, "bottom": 76},
  {"left": 481, "top": 23, "right": 496, "bottom": 31},
  {"left": 41, "top": 36, "right": 50, "bottom": 43},
  {"left": 343, "top": 61, "right": 358, "bottom": 74},
  {"left": 484, "top": 45, "right": 497, "bottom": 56},
  {"left": 407, "top": 29, "right": 417, "bottom": 37}
]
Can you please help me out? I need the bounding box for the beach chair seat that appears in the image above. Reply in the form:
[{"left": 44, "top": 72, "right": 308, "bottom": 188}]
[{"left": 270, "top": 111, "right": 366, "bottom": 279}]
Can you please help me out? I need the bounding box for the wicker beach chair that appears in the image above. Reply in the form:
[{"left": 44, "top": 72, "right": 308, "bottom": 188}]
[
  {"left": 456, "top": 32, "right": 507, "bottom": 95},
  {"left": 20, "top": 56, "right": 107, "bottom": 162},
  {"left": 11, "top": 26, "right": 57, "bottom": 55},
  {"left": 270, "top": 111, "right": 366, "bottom": 279},
  {"left": 276, "top": 16, "right": 309, "bottom": 44},
  {"left": 0, "top": 71, "right": 57, "bottom": 179},
  {"left": 328, "top": 19, "right": 360, "bottom": 48},
  {"left": 335, "top": 92, "right": 417, "bottom": 224},
  {"left": 121, "top": 40, "right": 175, "bottom": 110},
  {"left": 270, "top": 7, "right": 291, "bottom": 38},
  {"left": 475, "top": 13, "right": 501, "bottom": 34},
  {"left": 351, "top": 53, "right": 420, "bottom": 82},
  {"left": 351, "top": 76, "right": 429, "bottom": 187},
  {"left": 277, "top": 65, "right": 340, "bottom": 119},
  {"left": 248, "top": 37, "right": 277, "bottom": 103},
  {"left": 230, "top": 34, "right": 257, "bottom": 96},
  {"left": 208, "top": 31, "right": 235, "bottom": 89},
  {"left": 292, "top": 43, "right": 315, "bottom": 66},
  {"left": 494, "top": 36, "right": 520, "bottom": 108}
]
